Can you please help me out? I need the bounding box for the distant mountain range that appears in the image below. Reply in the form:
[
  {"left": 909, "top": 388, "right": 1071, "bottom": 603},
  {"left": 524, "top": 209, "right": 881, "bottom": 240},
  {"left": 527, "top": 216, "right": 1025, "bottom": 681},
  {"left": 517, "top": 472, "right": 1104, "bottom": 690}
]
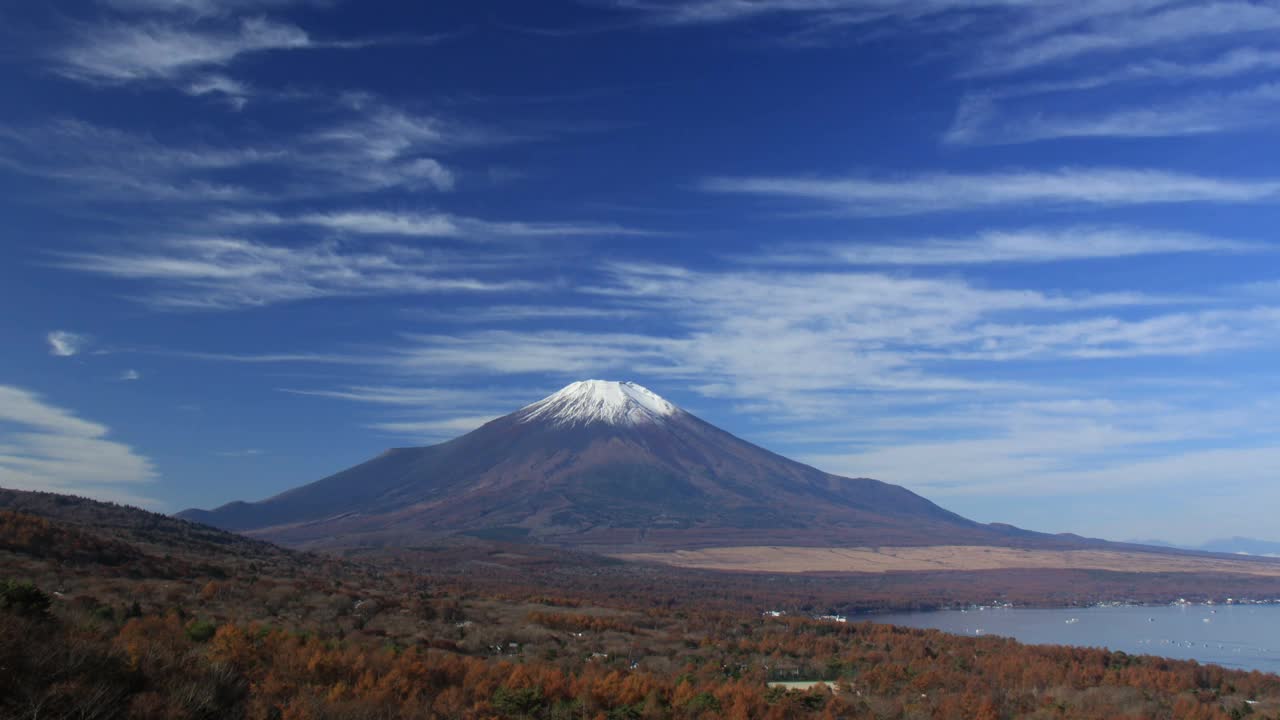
[
  {"left": 181, "top": 380, "right": 1087, "bottom": 551},
  {"left": 1132, "top": 537, "right": 1280, "bottom": 557}
]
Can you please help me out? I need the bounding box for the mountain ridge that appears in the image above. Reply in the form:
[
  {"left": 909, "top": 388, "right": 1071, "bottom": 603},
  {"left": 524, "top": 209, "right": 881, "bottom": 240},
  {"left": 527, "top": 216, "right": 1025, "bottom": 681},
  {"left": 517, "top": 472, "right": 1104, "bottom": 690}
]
[{"left": 1130, "top": 537, "right": 1280, "bottom": 557}]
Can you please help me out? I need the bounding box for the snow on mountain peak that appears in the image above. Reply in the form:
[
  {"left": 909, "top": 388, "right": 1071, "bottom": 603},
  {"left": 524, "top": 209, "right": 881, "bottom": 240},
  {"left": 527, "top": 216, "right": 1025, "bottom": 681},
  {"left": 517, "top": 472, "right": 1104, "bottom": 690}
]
[{"left": 518, "top": 380, "right": 677, "bottom": 427}]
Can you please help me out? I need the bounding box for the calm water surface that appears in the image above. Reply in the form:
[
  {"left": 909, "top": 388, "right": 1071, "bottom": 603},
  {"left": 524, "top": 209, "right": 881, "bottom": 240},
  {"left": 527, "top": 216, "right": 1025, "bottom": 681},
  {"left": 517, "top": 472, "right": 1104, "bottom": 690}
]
[{"left": 870, "top": 604, "right": 1280, "bottom": 674}]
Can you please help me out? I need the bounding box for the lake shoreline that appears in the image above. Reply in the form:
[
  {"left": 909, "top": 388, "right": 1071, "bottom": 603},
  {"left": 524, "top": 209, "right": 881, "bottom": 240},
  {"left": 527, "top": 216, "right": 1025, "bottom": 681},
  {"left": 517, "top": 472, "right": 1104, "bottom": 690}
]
[{"left": 853, "top": 603, "right": 1280, "bottom": 674}]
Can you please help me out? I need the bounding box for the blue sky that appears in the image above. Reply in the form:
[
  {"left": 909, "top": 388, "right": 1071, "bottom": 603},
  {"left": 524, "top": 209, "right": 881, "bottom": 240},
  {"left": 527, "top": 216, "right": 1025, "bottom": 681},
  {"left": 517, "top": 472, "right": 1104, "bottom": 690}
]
[{"left": 3, "top": 0, "right": 1280, "bottom": 545}]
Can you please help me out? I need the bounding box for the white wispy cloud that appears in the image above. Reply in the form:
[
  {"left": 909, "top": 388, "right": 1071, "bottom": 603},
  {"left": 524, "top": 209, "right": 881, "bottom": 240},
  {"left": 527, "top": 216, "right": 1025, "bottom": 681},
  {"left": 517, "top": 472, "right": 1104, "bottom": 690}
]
[
  {"left": 391, "top": 330, "right": 679, "bottom": 377},
  {"left": 47, "top": 331, "right": 89, "bottom": 357},
  {"left": 971, "top": 2, "right": 1280, "bottom": 76},
  {"left": 0, "top": 162, "right": 253, "bottom": 203},
  {"left": 406, "top": 305, "right": 635, "bottom": 323},
  {"left": 759, "top": 226, "right": 1262, "bottom": 266},
  {"left": 100, "top": 0, "right": 324, "bottom": 14},
  {"left": 289, "top": 99, "right": 508, "bottom": 195},
  {"left": 55, "top": 236, "right": 541, "bottom": 309},
  {"left": 56, "top": 17, "right": 312, "bottom": 83},
  {"left": 351, "top": 263, "right": 1226, "bottom": 417},
  {"left": 184, "top": 73, "right": 251, "bottom": 109},
  {"left": 281, "top": 384, "right": 533, "bottom": 444},
  {"left": 0, "top": 97, "right": 491, "bottom": 202},
  {"left": 0, "top": 385, "right": 157, "bottom": 504},
  {"left": 213, "top": 448, "right": 265, "bottom": 457},
  {"left": 609, "top": 1, "right": 1279, "bottom": 70},
  {"left": 948, "top": 83, "right": 1280, "bottom": 145},
  {"left": 592, "top": 264, "right": 1239, "bottom": 399},
  {"left": 120, "top": 369, "right": 142, "bottom": 381},
  {"left": 278, "top": 385, "right": 527, "bottom": 407},
  {"left": 0, "top": 118, "right": 271, "bottom": 202},
  {"left": 219, "top": 209, "right": 656, "bottom": 239},
  {"left": 947, "top": 307, "right": 1280, "bottom": 361},
  {"left": 801, "top": 393, "right": 1280, "bottom": 505},
  {"left": 605, "top": 0, "right": 996, "bottom": 26},
  {"left": 176, "top": 258, "right": 1279, "bottom": 422},
  {"left": 368, "top": 416, "right": 499, "bottom": 438},
  {"left": 988, "top": 47, "right": 1280, "bottom": 99},
  {"left": 701, "top": 168, "right": 1280, "bottom": 215}
]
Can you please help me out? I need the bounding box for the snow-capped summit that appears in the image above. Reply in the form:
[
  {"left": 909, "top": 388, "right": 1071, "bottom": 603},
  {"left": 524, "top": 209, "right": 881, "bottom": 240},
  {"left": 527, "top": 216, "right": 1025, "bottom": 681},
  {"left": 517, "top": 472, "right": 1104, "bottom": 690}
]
[{"left": 518, "top": 380, "right": 678, "bottom": 427}]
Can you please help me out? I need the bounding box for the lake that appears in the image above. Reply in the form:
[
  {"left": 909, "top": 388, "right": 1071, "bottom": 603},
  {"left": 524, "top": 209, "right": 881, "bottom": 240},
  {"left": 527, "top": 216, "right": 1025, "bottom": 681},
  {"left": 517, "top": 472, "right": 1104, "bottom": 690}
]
[{"left": 870, "top": 604, "right": 1280, "bottom": 674}]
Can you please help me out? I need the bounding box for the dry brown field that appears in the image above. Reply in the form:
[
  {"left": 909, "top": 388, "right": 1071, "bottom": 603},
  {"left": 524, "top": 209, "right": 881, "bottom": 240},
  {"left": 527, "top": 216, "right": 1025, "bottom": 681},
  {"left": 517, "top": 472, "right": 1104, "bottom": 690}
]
[{"left": 616, "top": 544, "right": 1280, "bottom": 575}]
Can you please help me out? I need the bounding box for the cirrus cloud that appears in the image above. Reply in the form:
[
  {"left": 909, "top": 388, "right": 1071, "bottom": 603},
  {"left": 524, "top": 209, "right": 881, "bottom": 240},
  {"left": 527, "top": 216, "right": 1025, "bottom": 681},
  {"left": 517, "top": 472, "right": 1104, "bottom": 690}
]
[
  {"left": 55, "top": 17, "right": 312, "bottom": 83},
  {"left": 701, "top": 167, "right": 1280, "bottom": 216},
  {"left": 0, "top": 385, "right": 157, "bottom": 506},
  {"left": 53, "top": 236, "right": 545, "bottom": 310}
]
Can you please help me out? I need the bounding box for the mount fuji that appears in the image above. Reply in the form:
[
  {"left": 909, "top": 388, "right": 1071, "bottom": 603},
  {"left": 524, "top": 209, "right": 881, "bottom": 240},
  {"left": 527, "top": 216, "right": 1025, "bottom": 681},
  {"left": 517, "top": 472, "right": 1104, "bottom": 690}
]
[{"left": 179, "top": 380, "right": 1057, "bottom": 550}]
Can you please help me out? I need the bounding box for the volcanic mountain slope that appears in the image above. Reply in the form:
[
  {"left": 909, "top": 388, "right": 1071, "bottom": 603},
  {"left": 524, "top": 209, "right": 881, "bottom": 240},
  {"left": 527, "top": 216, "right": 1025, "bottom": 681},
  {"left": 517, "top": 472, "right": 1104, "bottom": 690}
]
[{"left": 181, "top": 380, "right": 1064, "bottom": 550}]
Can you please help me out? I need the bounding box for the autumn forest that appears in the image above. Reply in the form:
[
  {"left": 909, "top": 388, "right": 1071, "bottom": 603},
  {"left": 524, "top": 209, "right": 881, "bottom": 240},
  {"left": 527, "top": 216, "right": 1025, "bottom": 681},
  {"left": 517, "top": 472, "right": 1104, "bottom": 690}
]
[{"left": 3, "top": 489, "right": 1280, "bottom": 720}]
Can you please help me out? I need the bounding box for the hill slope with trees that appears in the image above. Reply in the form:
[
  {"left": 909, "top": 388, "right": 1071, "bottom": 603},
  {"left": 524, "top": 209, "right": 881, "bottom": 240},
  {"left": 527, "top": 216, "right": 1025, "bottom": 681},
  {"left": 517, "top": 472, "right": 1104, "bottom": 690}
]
[{"left": 4, "top": 487, "right": 1280, "bottom": 719}]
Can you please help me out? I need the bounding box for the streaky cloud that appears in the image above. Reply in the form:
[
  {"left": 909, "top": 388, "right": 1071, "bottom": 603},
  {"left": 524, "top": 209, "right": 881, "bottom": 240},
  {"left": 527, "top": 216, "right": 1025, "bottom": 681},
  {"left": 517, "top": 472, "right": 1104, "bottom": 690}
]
[
  {"left": 984, "top": 47, "right": 1280, "bottom": 100},
  {"left": 0, "top": 385, "right": 157, "bottom": 504},
  {"left": 56, "top": 18, "right": 312, "bottom": 83},
  {"left": 54, "top": 236, "right": 544, "bottom": 310},
  {"left": 754, "top": 227, "right": 1265, "bottom": 266},
  {"left": 947, "top": 83, "right": 1280, "bottom": 145},
  {"left": 219, "top": 209, "right": 658, "bottom": 239},
  {"left": 701, "top": 168, "right": 1280, "bottom": 215},
  {"left": 970, "top": 2, "right": 1280, "bottom": 76}
]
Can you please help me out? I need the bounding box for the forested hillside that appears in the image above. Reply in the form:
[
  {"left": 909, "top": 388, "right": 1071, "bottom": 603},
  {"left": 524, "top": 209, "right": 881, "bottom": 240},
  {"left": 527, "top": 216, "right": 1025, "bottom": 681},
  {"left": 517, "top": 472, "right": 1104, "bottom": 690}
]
[{"left": 2, "top": 488, "right": 1279, "bottom": 720}]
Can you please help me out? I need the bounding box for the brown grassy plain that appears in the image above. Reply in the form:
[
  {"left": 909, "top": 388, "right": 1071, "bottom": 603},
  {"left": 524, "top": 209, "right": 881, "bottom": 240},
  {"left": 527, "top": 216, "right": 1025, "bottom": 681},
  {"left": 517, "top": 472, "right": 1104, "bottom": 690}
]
[{"left": 616, "top": 544, "right": 1280, "bottom": 576}]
